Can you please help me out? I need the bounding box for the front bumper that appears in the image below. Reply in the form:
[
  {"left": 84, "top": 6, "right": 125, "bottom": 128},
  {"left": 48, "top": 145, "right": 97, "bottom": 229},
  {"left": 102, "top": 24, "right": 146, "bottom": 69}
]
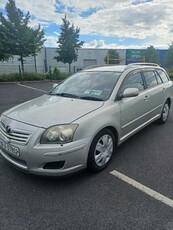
[
  {"left": 0, "top": 118, "right": 90, "bottom": 176},
  {"left": 0, "top": 140, "right": 89, "bottom": 176}
]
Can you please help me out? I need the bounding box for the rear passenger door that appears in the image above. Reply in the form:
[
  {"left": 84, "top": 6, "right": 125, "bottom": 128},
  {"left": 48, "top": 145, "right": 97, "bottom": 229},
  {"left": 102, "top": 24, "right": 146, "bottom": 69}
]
[{"left": 142, "top": 69, "right": 164, "bottom": 120}]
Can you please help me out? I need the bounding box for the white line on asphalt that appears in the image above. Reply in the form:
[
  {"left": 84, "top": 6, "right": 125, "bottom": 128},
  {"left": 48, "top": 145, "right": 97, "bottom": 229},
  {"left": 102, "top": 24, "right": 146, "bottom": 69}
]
[
  {"left": 17, "top": 83, "right": 47, "bottom": 93},
  {"left": 110, "top": 170, "right": 173, "bottom": 208}
]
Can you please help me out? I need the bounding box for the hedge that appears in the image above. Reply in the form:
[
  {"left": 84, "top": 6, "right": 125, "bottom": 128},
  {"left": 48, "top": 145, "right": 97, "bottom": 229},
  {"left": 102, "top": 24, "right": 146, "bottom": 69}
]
[
  {"left": 0, "top": 69, "right": 172, "bottom": 82},
  {"left": 0, "top": 70, "right": 69, "bottom": 82},
  {"left": 167, "top": 70, "right": 173, "bottom": 79}
]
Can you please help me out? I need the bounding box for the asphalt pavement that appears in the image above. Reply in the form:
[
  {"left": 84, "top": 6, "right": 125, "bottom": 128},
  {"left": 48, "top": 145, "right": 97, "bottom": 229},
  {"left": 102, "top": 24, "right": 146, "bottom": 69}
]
[{"left": 0, "top": 82, "right": 173, "bottom": 230}]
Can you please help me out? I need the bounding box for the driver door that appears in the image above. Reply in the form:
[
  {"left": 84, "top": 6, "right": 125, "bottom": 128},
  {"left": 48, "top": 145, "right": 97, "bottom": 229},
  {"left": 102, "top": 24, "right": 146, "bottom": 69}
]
[{"left": 118, "top": 70, "right": 149, "bottom": 142}]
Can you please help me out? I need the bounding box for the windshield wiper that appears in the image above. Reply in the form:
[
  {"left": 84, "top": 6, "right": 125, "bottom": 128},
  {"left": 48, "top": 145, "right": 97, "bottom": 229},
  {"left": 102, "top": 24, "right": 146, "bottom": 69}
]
[
  {"left": 51, "top": 93, "right": 80, "bottom": 99},
  {"left": 80, "top": 96, "right": 104, "bottom": 101},
  {"left": 50, "top": 93, "right": 104, "bottom": 101}
]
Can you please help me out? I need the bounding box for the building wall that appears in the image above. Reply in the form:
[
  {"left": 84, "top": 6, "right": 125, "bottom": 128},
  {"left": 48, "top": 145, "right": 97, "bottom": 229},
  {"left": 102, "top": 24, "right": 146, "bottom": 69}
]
[
  {"left": 0, "top": 49, "right": 45, "bottom": 74},
  {"left": 0, "top": 48, "right": 168, "bottom": 74},
  {"left": 45, "top": 48, "right": 126, "bottom": 73}
]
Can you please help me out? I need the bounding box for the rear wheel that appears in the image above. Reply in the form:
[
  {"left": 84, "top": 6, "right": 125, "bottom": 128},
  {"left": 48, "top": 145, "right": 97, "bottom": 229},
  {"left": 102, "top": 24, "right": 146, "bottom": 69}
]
[
  {"left": 87, "top": 129, "right": 116, "bottom": 172},
  {"left": 158, "top": 101, "right": 170, "bottom": 124}
]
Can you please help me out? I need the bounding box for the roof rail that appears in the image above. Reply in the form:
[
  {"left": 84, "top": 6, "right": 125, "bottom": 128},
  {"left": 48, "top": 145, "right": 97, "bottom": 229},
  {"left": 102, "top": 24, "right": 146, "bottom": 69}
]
[
  {"left": 84, "top": 64, "right": 117, "bottom": 70},
  {"left": 126, "top": 63, "right": 160, "bottom": 68}
]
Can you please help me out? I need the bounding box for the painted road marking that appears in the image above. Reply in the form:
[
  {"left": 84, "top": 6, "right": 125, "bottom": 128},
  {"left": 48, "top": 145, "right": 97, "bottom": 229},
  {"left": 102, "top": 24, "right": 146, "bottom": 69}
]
[
  {"left": 110, "top": 170, "right": 173, "bottom": 209},
  {"left": 17, "top": 83, "right": 47, "bottom": 93}
]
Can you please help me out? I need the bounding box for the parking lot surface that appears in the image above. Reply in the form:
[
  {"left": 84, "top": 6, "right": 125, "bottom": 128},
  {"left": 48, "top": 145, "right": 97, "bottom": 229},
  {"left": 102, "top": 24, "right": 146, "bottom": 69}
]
[{"left": 0, "top": 82, "right": 173, "bottom": 230}]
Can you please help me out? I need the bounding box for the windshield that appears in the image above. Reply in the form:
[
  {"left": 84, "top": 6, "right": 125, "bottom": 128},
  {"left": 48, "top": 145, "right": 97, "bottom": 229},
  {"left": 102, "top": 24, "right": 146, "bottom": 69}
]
[{"left": 50, "top": 71, "right": 121, "bottom": 101}]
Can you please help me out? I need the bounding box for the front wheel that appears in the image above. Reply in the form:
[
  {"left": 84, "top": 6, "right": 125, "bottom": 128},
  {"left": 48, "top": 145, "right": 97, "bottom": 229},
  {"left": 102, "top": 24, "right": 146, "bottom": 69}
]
[
  {"left": 87, "top": 129, "right": 116, "bottom": 172},
  {"left": 158, "top": 101, "right": 170, "bottom": 124}
]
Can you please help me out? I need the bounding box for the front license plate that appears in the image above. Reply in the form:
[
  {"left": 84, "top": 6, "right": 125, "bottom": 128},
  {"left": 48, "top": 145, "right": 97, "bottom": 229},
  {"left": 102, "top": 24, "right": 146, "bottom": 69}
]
[{"left": 0, "top": 138, "right": 20, "bottom": 157}]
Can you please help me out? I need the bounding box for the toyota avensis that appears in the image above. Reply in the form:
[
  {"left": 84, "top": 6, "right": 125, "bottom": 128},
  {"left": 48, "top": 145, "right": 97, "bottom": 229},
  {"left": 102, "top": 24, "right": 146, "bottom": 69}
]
[{"left": 0, "top": 63, "right": 172, "bottom": 176}]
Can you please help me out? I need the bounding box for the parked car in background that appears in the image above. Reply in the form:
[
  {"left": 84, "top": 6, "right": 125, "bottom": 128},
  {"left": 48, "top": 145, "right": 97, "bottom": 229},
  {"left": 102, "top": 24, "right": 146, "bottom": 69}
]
[{"left": 0, "top": 63, "right": 172, "bottom": 176}]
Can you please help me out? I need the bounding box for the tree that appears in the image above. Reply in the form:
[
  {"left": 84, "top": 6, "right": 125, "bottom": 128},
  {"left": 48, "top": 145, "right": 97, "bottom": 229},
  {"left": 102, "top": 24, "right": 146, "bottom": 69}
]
[
  {"left": 0, "top": 9, "right": 13, "bottom": 61},
  {"left": 54, "top": 16, "right": 84, "bottom": 73},
  {"left": 104, "top": 49, "right": 121, "bottom": 64},
  {"left": 164, "top": 42, "right": 173, "bottom": 70},
  {"left": 0, "top": 0, "right": 45, "bottom": 74},
  {"left": 145, "top": 45, "right": 159, "bottom": 63},
  {"left": 29, "top": 25, "right": 45, "bottom": 73}
]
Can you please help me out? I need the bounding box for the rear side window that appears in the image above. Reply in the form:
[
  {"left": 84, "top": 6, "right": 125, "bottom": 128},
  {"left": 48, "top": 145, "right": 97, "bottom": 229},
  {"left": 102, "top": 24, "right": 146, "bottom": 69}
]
[
  {"left": 143, "top": 71, "right": 158, "bottom": 88},
  {"left": 157, "top": 69, "right": 169, "bottom": 83},
  {"left": 154, "top": 71, "right": 162, "bottom": 84}
]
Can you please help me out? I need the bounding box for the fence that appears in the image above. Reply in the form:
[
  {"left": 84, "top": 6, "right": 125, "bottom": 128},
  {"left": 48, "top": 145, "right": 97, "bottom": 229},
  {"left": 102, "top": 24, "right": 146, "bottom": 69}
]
[
  {"left": 0, "top": 64, "right": 83, "bottom": 75},
  {"left": 0, "top": 64, "right": 46, "bottom": 75}
]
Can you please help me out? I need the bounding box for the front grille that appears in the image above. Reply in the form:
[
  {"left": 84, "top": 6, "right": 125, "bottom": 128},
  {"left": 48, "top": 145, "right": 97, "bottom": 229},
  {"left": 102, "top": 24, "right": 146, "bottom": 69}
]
[{"left": 0, "top": 121, "right": 32, "bottom": 145}]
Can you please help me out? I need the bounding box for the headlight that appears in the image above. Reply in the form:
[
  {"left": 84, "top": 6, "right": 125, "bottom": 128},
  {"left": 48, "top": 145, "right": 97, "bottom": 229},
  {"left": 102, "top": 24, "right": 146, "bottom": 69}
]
[{"left": 40, "top": 124, "right": 78, "bottom": 144}]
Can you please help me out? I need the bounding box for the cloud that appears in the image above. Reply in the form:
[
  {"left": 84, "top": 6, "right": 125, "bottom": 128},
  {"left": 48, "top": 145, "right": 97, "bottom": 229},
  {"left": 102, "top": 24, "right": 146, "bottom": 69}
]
[
  {"left": 70, "top": 0, "right": 173, "bottom": 48},
  {"left": 74, "top": 0, "right": 172, "bottom": 38},
  {"left": 57, "top": 0, "right": 130, "bottom": 13},
  {"left": 29, "top": 18, "right": 49, "bottom": 29},
  {"left": 83, "top": 39, "right": 169, "bottom": 49},
  {"left": 0, "top": 0, "right": 6, "bottom": 9},
  {"left": 9, "top": 0, "right": 63, "bottom": 25},
  {"left": 0, "top": 0, "right": 173, "bottom": 48},
  {"left": 83, "top": 40, "right": 118, "bottom": 49},
  {"left": 44, "top": 35, "right": 59, "bottom": 47}
]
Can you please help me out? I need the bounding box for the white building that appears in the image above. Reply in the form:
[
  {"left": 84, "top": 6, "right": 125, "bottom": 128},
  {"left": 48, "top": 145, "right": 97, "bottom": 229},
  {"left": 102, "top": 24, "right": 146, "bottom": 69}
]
[{"left": 0, "top": 48, "right": 126, "bottom": 74}]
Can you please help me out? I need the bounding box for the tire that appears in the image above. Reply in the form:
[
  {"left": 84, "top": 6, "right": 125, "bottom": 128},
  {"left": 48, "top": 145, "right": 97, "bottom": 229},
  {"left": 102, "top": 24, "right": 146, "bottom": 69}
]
[
  {"left": 158, "top": 101, "right": 170, "bottom": 124},
  {"left": 87, "top": 128, "right": 116, "bottom": 172}
]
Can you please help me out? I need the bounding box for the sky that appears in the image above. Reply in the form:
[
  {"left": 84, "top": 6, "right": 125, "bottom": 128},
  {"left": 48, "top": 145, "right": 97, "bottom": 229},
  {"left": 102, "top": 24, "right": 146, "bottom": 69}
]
[{"left": 0, "top": 0, "right": 173, "bottom": 49}]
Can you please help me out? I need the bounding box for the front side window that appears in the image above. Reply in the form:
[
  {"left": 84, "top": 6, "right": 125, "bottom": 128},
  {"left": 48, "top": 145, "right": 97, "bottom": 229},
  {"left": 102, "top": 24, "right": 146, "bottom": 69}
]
[
  {"left": 143, "top": 71, "right": 158, "bottom": 88},
  {"left": 50, "top": 71, "right": 122, "bottom": 101},
  {"left": 121, "top": 71, "right": 144, "bottom": 92}
]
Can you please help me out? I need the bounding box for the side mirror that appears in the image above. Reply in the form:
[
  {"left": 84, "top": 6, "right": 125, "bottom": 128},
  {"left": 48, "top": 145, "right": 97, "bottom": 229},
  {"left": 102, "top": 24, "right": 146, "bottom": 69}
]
[
  {"left": 122, "top": 88, "right": 139, "bottom": 98},
  {"left": 52, "top": 83, "right": 59, "bottom": 89}
]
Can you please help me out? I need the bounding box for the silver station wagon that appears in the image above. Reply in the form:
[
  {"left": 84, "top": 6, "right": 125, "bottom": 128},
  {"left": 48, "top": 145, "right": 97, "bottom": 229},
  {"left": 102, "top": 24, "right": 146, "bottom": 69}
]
[{"left": 0, "top": 63, "right": 172, "bottom": 176}]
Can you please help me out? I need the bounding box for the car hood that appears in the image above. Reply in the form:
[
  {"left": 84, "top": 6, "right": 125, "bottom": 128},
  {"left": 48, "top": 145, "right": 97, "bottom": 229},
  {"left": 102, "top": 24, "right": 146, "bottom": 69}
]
[{"left": 4, "top": 95, "right": 104, "bottom": 128}]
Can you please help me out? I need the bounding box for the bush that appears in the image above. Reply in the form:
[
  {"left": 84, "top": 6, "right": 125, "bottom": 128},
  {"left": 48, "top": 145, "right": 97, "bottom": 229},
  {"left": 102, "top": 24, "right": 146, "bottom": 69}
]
[
  {"left": 167, "top": 70, "right": 173, "bottom": 79},
  {"left": 22, "top": 72, "right": 46, "bottom": 81},
  {"left": 46, "top": 67, "right": 70, "bottom": 80},
  {"left": 0, "top": 70, "right": 70, "bottom": 82},
  {"left": 0, "top": 73, "right": 22, "bottom": 82},
  {"left": 0, "top": 72, "right": 46, "bottom": 82}
]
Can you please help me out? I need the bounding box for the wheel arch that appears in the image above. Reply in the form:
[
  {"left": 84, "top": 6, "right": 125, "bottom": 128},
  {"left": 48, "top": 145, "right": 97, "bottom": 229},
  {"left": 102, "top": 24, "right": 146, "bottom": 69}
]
[
  {"left": 87, "top": 125, "right": 119, "bottom": 172},
  {"left": 98, "top": 126, "right": 119, "bottom": 148},
  {"left": 166, "top": 97, "right": 171, "bottom": 107}
]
